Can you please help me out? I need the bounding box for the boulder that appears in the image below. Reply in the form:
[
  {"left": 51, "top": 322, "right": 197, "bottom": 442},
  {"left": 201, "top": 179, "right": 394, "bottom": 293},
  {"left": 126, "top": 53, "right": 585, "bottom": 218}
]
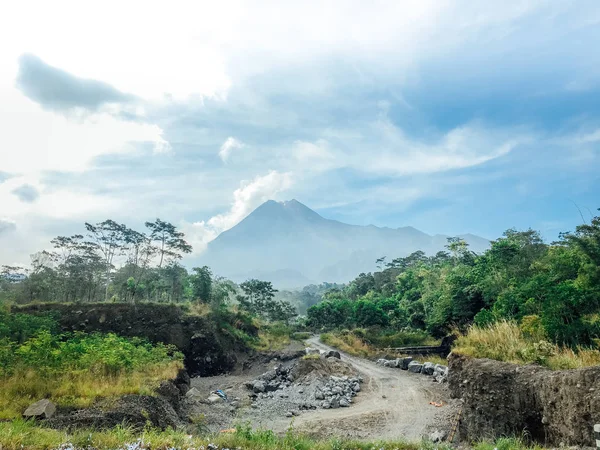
[
  {"left": 206, "top": 393, "right": 223, "bottom": 404},
  {"left": 408, "top": 361, "right": 423, "bottom": 373},
  {"left": 422, "top": 362, "right": 435, "bottom": 375},
  {"left": 252, "top": 380, "right": 267, "bottom": 393},
  {"left": 400, "top": 357, "right": 413, "bottom": 370},
  {"left": 315, "top": 391, "right": 325, "bottom": 400},
  {"left": 266, "top": 380, "right": 281, "bottom": 392},
  {"left": 185, "top": 387, "right": 202, "bottom": 399},
  {"left": 339, "top": 398, "right": 350, "bottom": 407},
  {"left": 325, "top": 350, "right": 341, "bottom": 359},
  {"left": 23, "top": 399, "right": 56, "bottom": 419}
]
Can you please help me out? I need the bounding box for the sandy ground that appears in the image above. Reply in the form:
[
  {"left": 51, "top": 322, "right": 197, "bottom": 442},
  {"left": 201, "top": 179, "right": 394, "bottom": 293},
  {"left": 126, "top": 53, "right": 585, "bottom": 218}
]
[{"left": 189, "top": 336, "right": 458, "bottom": 441}]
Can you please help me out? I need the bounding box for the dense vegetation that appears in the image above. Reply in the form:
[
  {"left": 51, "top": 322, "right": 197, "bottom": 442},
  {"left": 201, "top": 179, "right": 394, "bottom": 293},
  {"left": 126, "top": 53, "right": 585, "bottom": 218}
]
[
  {"left": 307, "top": 212, "right": 600, "bottom": 351},
  {"left": 0, "top": 309, "right": 182, "bottom": 419}
]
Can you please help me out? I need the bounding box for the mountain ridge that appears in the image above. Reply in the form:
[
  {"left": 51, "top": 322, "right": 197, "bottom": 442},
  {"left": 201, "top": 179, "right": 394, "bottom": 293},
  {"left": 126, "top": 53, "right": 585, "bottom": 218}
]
[{"left": 194, "top": 199, "right": 490, "bottom": 288}]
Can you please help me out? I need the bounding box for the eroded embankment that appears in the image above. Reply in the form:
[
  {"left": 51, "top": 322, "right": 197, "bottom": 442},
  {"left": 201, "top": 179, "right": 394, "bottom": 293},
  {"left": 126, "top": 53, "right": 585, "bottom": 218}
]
[
  {"left": 16, "top": 303, "right": 253, "bottom": 376},
  {"left": 449, "top": 353, "right": 600, "bottom": 446}
]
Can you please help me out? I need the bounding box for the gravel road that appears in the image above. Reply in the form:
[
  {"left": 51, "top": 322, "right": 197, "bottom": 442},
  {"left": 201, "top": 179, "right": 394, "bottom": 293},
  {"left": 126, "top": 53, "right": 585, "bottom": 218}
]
[{"left": 279, "top": 336, "right": 458, "bottom": 440}]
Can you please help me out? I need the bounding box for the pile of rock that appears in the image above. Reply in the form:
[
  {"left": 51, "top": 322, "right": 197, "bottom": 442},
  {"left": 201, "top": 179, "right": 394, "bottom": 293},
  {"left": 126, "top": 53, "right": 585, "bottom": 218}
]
[
  {"left": 376, "top": 357, "right": 448, "bottom": 382},
  {"left": 246, "top": 363, "right": 294, "bottom": 395},
  {"left": 314, "top": 375, "right": 362, "bottom": 409}
]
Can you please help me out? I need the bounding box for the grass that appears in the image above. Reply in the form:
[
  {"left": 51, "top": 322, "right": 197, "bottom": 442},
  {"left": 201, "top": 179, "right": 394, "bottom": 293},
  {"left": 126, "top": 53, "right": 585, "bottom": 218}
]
[
  {"left": 251, "top": 322, "right": 293, "bottom": 351},
  {"left": 0, "top": 420, "right": 549, "bottom": 450},
  {"left": 321, "top": 331, "right": 374, "bottom": 357},
  {"left": 454, "top": 320, "right": 600, "bottom": 369},
  {"left": 320, "top": 329, "right": 441, "bottom": 362},
  {"left": 0, "top": 330, "right": 183, "bottom": 419},
  {"left": 0, "top": 361, "right": 181, "bottom": 419}
]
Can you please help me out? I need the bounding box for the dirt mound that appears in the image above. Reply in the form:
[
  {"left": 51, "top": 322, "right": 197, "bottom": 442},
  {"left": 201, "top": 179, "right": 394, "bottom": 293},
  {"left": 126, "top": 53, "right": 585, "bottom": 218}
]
[
  {"left": 291, "top": 356, "right": 357, "bottom": 381},
  {"left": 449, "top": 353, "right": 600, "bottom": 447}
]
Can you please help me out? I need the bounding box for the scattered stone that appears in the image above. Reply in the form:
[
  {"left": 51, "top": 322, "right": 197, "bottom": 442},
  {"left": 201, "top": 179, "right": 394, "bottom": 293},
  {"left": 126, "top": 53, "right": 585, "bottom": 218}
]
[
  {"left": 339, "top": 398, "right": 350, "bottom": 407},
  {"left": 185, "top": 387, "right": 202, "bottom": 399},
  {"left": 422, "top": 362, "right": 435, "bottom": 375},
  {"left": 253, "top": 380, "right": 267, "bottom": 393},
  {"left": 400, "top": 357, "right": 413, "bottom": 370},
  {"left": 23, "top": 399, "right": 56, "bottom": 420},
  {"left": 325, "top": 350, "right": 341, "bottom": 359},
  {"left": 206, "top": 393, "right": 223, "bottom": 404},
  {"left": 285, "top": 411, "right": 293, "bottom": 417},
  {"left": 428, "top": 429, "right": 447, "bottom": 443},
  {"left": 408, "top": 361, "right": 423, "bottom": 373}
]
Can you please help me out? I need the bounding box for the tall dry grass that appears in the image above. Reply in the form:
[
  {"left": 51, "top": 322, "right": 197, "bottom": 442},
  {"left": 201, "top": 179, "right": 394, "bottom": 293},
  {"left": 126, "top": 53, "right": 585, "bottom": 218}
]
[
  {"left": 454, "top": 320, "right": 600, "bottom": 370},
  {"left": 0, "top": 361, "right": 181, "bottom": 419}
]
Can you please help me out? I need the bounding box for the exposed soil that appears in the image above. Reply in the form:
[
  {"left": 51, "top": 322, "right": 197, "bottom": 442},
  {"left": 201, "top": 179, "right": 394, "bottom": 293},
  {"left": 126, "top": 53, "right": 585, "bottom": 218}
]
[
  {"left": 449, "top": 353, "right": 600, "bottom": 447},
  {"left": 185, "top": 336, "right": 457, "bottom": 441}
]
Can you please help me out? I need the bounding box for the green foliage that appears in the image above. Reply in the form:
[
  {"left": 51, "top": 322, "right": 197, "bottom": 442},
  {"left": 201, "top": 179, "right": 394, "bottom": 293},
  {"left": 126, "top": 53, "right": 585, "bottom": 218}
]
[
  {"left": 0, "top": 309, "right": 59, "bottom": 343},
  {"left": 307, "top": 211, "right": 600, "bottom": 348},
  {"left": 238, "top": 279, "right": 297, "bottom": 323},
  {"left": 0, "top": 330, "right": 180, "bottom": 377}
]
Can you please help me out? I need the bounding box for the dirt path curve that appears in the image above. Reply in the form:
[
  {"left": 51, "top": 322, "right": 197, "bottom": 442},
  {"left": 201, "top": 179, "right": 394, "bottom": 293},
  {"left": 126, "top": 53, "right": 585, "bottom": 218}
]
[{"left": 276, "top": 336, "right": 456, "bottom": 441}]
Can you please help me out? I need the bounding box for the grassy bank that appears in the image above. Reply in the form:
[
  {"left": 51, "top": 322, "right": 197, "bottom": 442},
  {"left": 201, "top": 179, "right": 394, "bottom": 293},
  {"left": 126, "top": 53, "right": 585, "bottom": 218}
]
[
  {"left": 0, "top": 329, "right": 182, "bottom": 419},
  {"left": 0, "top": 420, "right": 546, "bottom": 450},
  {"left": 454, "top": 320, "right": 600, "bottom": 369}
]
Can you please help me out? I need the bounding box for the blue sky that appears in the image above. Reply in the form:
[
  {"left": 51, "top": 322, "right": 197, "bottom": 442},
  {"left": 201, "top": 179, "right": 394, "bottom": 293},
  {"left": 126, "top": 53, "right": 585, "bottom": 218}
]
[{"left": 0, "top": 0, "right": 599, "bottom": 264}]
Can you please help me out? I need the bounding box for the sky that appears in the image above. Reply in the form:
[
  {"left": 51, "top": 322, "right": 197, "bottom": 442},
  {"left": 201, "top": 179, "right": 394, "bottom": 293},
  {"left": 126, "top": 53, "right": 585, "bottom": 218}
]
[{"left": 1, "top": 0, "right": 600, "bottom": 266}]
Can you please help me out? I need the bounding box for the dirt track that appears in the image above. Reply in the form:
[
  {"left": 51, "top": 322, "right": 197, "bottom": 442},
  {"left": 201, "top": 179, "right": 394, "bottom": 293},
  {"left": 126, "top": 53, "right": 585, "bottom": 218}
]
[{"left": 257, "top": 337, "right": 457, "bottom": 440}]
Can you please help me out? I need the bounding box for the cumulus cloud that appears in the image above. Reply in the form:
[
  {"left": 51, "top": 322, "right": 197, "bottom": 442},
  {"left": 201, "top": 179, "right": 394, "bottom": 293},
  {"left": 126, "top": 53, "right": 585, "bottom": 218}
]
[
  {"left": 16, "top": 54, "right": 134, "bottom": 113},
  {"left": 11, "top": 184, "right": 40, "bottom": 203},
  {"left": 219, "top": 137, "right": 244, "bottom": 162},
  {"left": 183, "top": 170, "right": 293, "bottom": 253}
]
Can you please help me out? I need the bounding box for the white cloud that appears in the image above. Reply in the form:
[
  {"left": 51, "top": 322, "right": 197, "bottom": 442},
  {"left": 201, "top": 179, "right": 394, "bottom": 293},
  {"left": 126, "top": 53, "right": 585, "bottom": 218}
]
[
  {"left": 0, "top": 89, "right": 170, "bottom": 175},
  {"left": 219, "top": 137, "right": 244, "bottom": 162},
  {"left": 183, "top": 170, "right": 293, "bottom": 253}
]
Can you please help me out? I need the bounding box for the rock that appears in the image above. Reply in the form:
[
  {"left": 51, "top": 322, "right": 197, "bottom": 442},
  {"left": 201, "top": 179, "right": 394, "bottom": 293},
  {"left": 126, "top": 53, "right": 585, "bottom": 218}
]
[
  {"left": 266, "top": 380, "right": 281, "bottom": 391},
  {"left": 339, "top": 398, "right": 350, "bottom": 407},
  {"left": 23, "top": 399, "right": 56, "bottom": 419},
  {"left": 400, "top": 357, "right": 413, "bottom": 370},
  {"left": 422, "top": 362, "right": 435, "bottom": 375},
  {"left": 305, "top": 347, "right": 320, "bottom": 355},
  {"left": 285, "top": 411, "right": 293, "bottom": 418},
  {"left": 185, "top": 387, "right": 202, "bottom": 399},
  {"left": 394, "top": 358, "right": 402, "bottom": 368},
  {"left": 206, "top": 393, "right": 223, "bottom": 404},
  {"left": 325, "top": 350, "right": 341, "bottom": 359},
  {"left": 428, "top": 429, "right": 447, "bottom": 443},
  {"left": 352, "top": 383, "right": 361, "bottom": 392},
  {"left": 330, "top": 398, "right": 340, "bottom": 409},
  {"left": 408, "top": 361, "right": 423, "bottom": 373},
  {"left": 376, "top": 358, "right": 386, "bottom": 365},
  {"left": 230, "top": 400, "right": 240, "bottom": 408},
  {"left": 322, "top": 400, "right": 331, "bottom": 409},
  {"left": 253, "top": 380, "right": 267, "bottom": 393},
  {"left": 315, "top": 390, "right": 325, "bottom": 400}
]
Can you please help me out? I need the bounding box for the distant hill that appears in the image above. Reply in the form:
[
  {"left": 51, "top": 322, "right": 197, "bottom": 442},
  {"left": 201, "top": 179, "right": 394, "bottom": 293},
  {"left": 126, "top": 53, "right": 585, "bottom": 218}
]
[{"left": 194, "top": 199, "right": 489, "bottom": 288}]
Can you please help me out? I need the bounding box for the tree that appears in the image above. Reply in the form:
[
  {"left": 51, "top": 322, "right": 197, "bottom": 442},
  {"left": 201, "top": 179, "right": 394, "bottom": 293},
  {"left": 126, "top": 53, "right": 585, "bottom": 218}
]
[
  {"left": 237, "top": 279, "right": 296, "bottom": 322},
  {"left": 85, "top": 220, "right": 128, "bottom": 301},
  {"left": 145, "top": 219, "right": 192, "bottom": 268},
  {"left": 190, "top": 266, "right": 213, "bottom": 303}
]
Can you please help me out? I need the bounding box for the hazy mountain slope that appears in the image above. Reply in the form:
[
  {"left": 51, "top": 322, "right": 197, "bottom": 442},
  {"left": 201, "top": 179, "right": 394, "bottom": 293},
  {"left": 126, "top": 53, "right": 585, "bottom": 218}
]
[{"left": 195, "top": 199, "right": 489, "bottom": 288}]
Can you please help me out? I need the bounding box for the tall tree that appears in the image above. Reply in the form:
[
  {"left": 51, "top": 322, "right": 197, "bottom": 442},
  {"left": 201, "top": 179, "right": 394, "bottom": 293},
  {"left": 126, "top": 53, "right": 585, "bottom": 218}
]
[
  {"left": 145, "top": 219, "right": 192, "bottom": 268},
  {"left": 85, "top": 220, "right": 128, "bottom": 301},
  {"left": 190, "top": 266, "right": 213, "bottom": 303}
]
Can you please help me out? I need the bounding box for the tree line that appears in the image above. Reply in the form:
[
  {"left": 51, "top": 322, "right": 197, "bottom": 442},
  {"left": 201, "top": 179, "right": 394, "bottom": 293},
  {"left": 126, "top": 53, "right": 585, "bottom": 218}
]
[
  {"left": 307, "top": 211, "right": 600, "bottom": 347},
  {"left": 0, "top": 218, "right": 297, "bottom": 323}
]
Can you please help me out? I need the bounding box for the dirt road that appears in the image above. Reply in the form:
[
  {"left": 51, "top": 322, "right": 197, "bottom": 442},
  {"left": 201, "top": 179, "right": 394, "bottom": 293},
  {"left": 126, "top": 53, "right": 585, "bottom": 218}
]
[{"left": 260, "top": 337, "right": 457, "bottom": 440}]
